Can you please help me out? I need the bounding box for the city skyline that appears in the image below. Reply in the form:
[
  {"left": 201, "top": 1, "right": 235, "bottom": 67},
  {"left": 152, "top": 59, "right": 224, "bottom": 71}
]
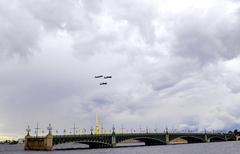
[{"left": 1, "top": 0, "right": 240, "bottom": 138}]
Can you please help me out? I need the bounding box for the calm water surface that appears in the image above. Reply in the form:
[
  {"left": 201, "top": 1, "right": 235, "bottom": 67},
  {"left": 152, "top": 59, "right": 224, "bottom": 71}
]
[{"left": 1, "top": 141, "right": 240, "bottom": 154}]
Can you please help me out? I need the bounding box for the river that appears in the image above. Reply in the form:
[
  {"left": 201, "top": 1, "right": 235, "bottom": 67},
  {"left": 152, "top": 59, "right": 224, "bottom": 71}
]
[{"left": 1, "top": 141, "right": 239, "bottom": 154}]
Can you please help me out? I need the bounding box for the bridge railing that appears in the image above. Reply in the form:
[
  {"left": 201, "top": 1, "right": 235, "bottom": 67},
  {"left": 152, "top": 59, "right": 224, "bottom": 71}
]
[{"left": 52, "top": 132, "right": 229, "bottom": 137}]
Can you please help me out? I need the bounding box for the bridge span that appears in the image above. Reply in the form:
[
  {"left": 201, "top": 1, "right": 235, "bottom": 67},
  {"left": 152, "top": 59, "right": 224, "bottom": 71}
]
[{"left": 24, "top": 128, "right": 237, "bottom": 150}]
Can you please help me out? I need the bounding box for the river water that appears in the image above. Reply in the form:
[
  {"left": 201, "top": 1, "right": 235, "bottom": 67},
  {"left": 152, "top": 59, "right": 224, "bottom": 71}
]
[{"left": 1, "top": 141, "right": 239, "bottom": 154}]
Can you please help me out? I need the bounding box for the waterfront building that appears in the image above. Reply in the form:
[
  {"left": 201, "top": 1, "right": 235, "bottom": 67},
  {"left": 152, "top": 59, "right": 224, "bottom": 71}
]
[{"left": 0, "top": 135, "right": 16, "bottom": 142}]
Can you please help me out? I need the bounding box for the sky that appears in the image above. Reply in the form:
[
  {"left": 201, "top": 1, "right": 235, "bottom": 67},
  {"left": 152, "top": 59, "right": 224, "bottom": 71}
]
[{"left": 1, "top": 0, "right": 240, "bottom": 137}]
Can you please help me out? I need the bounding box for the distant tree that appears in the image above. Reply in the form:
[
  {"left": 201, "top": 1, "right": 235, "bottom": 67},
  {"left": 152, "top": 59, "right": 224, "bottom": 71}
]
[{"left": 228, "top": 131, "right": 233, "bottom": 134}]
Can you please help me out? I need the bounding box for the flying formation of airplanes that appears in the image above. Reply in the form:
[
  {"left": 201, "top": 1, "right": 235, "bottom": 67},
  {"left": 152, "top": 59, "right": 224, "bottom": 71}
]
[
  {"left": 95, "top": 75, "right": 103, "bottom": 78},
  {"left": 99, "top": 82, "right": 107, "bottom": 85},
  {"left": 95, "top": 75, "right": 112, "bottom": 85},
  {"left": 104, "top": 76, "right": 112, "bottom": 79}
]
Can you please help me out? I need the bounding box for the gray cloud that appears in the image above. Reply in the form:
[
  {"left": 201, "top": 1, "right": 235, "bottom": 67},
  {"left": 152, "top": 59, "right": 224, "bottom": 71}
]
[
  {"left": 0, "top": 0, "right": 41, "bottom": 59},
  {"left": 1, "top": 0, "right": 240, "bottom": 137},
  {"left": 171, "top": 5, "right": 240, "bottom": 64},
  {"left": 22, "top": 0, "right": 93, "bottom": 31}
]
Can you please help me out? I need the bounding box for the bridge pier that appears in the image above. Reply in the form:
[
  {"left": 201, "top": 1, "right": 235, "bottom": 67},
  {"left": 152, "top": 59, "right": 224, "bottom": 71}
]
[
  {"left": 111, "top": 126, "right": 116, "bottom": 147},
  {"left": 24, "top": 124, "right": 53, "bottom": 151},
  {"left": 204, "top": 133, "right": 209, "bottom": 143},
  {"left": 236, "top": 136, "right": 240, "bottom": 141},
  {"left": 24, "top": 133, "right": 53, "bottom": 151},
  {"left": 165, "top": 129, "right": 170, "bottom": 144},
  {"left": 224, "top": 134, "right": 227, "bottom": 141}
]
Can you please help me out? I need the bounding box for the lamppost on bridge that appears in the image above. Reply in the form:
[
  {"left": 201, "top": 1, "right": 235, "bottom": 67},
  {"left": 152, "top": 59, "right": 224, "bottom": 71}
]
[
  {"left": 146, "top": 127, "right": 149, "bottom": 134},
  {"left": 139, "top": 126, "right": 142, "bottom": 133},
  {"left": 90, "top": 127, "right": 93, "bottom": 135},
  {"left": 26, "top": 125, "right": 31, "bottom": 136},
  {"left": 165, "top": 127, "right": 169, "bottom": 134},
  {"left": 101, "top": 125, "right": 104, "bottom": 134},
  {"left": 47, "top": 124, "right": 52, "bottom": 135},
  {"left": 35, "top": 123, "right": 40, "bottom": 137},
  {"left": 72, "top": 123, "right": 77, "bottom": 135},
  {"left": 82, "top": 128, "right": 87, "bottom": 134},
  {"left": 112, "top": 125, "right": 115, "bottom": 134}
]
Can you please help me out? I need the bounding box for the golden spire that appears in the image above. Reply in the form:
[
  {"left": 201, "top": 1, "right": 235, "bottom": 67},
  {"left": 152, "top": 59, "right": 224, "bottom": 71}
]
[{"left": 95, "top": 112, "right": 100, "bottom": 135}]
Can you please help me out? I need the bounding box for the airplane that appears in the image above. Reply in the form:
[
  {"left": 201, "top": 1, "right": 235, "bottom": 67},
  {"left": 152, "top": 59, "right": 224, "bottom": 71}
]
[
  {"left": 104, "top": 76, "right": 112, "bottom": 79},
  {"left": 100, "top": 82, "right": 107, "bottom": 85},
  {"left": 95, "top": 75, "right": 103, "bottom": 78}
]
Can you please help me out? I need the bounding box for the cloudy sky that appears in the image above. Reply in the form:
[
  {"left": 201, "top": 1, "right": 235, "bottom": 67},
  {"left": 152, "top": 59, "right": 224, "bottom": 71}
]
[{"left": 1, "top": 0, "right": 240, "bottom": 137}]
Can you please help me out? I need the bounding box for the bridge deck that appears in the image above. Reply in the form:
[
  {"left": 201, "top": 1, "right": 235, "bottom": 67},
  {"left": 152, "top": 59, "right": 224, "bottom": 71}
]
[{"left": 25, "top": 132, "right": 237, "bottom": 150}]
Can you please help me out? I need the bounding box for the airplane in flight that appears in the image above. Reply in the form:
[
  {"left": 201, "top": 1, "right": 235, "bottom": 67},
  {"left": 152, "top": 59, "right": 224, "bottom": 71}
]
[
  {"left": 100, "top": 82, "right": 107, "bottom": 85},
  {"left": 95, "top": 75, "right": 103, "bottom": 78},
  {"left": 104, "top": 76, "right": 112, "bottom": 79}
]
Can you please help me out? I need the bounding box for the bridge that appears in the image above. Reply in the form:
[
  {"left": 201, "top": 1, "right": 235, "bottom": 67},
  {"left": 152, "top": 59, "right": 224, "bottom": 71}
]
[{"left": 24, "top": 127, "right": 238, "bottom": 150}]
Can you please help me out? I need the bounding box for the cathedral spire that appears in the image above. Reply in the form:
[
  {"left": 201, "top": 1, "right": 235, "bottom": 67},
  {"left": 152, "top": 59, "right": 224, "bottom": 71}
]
[{"left": 95, "top": 112, "right": 100, "bottom": 135}]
